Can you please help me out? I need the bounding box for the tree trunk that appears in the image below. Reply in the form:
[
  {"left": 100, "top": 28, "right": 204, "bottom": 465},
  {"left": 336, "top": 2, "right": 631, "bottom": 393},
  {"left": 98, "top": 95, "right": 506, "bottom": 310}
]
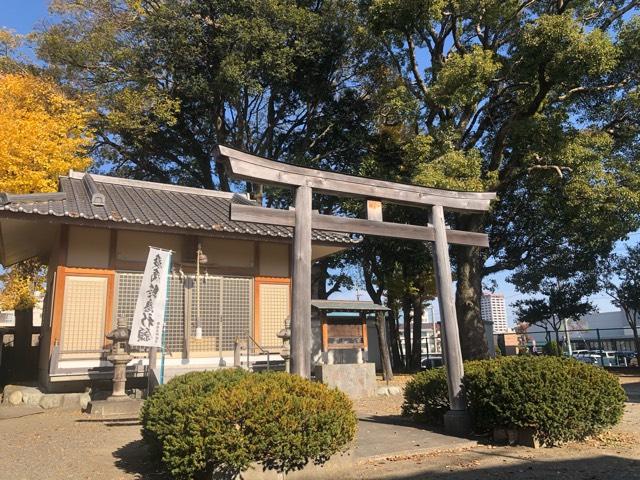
[
  {"left": 386, "top": 294, "right": 403, "bottom": 369},
  {"left": 402, "top": 297, "right": 412, "bottom": 370},
  {"left": 454, "top": 215, "right": 489, "bottom": 360},
  {"left": 376, "top": 312, "right": 394, "bottom": 381},
  {"left": 215, "top": 161, "right": 231, "bottom": 192},
  {"left": 311, "top": 260, "right": 328, "bottom": 300},
  {"left": 411, "top": 298, "right": 423, "bottom": 370}
]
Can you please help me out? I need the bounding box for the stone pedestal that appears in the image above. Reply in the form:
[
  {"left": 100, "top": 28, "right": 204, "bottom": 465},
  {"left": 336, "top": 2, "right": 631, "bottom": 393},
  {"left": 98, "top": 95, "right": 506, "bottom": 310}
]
[
  {"left": 107, "top": 352, "right": 130, "bottom": 399},
  {"left": 314, "top": 363, "right": 376, "bottom": 398},
  {"left": 443, "top": 409, "right": 471, "bottom": 437},
  {"left": 86, "top": 399, "right": 142, "bottom": 417}
]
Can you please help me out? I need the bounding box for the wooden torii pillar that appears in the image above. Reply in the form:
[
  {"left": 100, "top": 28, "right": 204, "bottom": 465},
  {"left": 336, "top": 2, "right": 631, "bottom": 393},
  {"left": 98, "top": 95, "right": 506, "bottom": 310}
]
[
  {"left": 215, "top": 145, "right": 496, "bottom": 435},
  {"left": 292, "top": 185, "right": 312, "bottom": 378}
]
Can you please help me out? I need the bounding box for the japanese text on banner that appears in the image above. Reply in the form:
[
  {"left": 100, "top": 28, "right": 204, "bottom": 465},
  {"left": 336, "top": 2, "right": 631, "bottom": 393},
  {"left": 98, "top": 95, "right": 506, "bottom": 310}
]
[{"left": 129, "top": 247, "right": 172, "bottom": 347}]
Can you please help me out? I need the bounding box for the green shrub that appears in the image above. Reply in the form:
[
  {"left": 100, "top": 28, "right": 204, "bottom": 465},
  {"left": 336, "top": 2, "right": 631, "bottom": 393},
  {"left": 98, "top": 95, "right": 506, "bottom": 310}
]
[
  {"left": 141, "top": 370, "right": 357, "bottom": 479},
  {"left": 402, "top": 356, "right": 626, "bottom": 445},
  {"left": 401, "top": 367, "right": 449, "bottom": 424}
]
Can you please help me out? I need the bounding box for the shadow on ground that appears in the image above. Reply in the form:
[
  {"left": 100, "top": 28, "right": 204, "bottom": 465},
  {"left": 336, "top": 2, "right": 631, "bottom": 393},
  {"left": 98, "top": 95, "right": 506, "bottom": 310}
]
[
  {"left": 358, "top": 414, "right": 438, "bottom": 430},
  {"left": 373, "top": 454, "right": 640, "bottom": 480},
  {"left": 623, "top": 381, "right": 640, "bottom": 403},
  {"left": 113, "top": 444, "right": 640, "bottom": 480},
  {"left": 76, "top": 417, "right": 141, "bottom": 427},
  {"left": 113, "top": 439, "right": 168, "bottom": 479}
]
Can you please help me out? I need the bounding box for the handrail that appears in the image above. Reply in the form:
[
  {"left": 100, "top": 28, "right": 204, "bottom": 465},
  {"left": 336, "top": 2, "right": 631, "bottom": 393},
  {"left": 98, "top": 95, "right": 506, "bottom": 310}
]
[{"left": 245, "top": 333, "right": 271, "bottom": 371}]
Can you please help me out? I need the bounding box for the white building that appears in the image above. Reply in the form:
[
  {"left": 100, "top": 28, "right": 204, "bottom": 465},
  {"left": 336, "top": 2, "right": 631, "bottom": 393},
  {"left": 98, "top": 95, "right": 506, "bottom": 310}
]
[
  {"left": 398, "top": 305, "right": 442, "bottom": 357},
  {"left": 481, "top": 292, "right": 508, "bottom": 334},
  {"left": 526, "top": 310, "right": 636, "bottom": 352}
]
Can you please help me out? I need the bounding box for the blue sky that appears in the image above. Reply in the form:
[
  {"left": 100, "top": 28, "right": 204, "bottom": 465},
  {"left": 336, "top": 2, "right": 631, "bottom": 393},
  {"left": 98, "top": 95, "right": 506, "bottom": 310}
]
[
  {"left": 1, "top": 0, "right": 632, "bottom": 325},
  {"left": 1, "top": 0, "right": 48, "bottom": 34}
]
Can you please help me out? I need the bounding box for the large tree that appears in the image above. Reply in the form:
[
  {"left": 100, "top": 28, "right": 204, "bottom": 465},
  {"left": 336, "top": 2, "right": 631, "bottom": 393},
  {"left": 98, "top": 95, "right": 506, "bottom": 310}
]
[
  {"left": 38, "top": 0, "right": 375, "bottom": 318},
  {"left": 38, "top": 0, "right": 365, "bottom": 190},
  {"left": 0, "top": 70, "right": 93, "bottom": 309},
  {"left": 363, "top": 0, "right": 640, "bottom": 358}
]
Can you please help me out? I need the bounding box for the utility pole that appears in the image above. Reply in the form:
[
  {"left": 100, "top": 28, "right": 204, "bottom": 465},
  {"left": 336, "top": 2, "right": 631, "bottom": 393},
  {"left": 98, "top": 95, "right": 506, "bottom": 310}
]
[{"left": 563, "top": 318, "right": 573, "bottom": 356}]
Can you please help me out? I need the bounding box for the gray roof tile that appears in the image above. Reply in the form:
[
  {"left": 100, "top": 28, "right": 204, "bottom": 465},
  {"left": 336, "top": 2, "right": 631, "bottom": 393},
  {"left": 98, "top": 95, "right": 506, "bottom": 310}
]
[
  {"left": 0, "top": 172, "right": 357, "bottom": 245},
  {"left": 311, "top": 300, "right": 390, "bottom": 312}
]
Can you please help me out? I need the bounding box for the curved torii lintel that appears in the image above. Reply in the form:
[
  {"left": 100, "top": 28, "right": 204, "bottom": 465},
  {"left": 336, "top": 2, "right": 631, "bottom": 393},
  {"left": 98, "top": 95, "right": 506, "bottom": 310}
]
[{"left": 215, "top": 145, "right": 496, "bottom": 213}]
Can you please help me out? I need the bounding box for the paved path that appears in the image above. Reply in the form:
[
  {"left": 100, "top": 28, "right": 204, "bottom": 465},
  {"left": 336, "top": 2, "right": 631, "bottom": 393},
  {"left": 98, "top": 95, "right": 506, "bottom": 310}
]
[
  {"left": 247, "top": 415, "right": 478, "bottom": 479},
  {"left": 353, "top": 415, "right": 476, "bottom": 460}
]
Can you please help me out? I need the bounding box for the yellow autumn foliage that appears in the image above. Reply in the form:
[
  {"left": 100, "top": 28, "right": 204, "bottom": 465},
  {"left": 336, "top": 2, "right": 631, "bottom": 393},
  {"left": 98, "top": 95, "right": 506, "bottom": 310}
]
[
  {"left": 0, "top": 72, "right": 93, "bottom": 194},
  {"left": 0, "top": 73, "right": 93, "bottom": 310},
  {"left": 0, "top": 261, "right": 44, "bottom": 311}
]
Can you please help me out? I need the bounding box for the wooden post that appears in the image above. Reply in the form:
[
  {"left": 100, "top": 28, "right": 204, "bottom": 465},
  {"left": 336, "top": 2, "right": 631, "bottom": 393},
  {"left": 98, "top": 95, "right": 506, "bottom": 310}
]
[
  {"left": 183, "top": 276, "right": 193, "bottom": 359},
  {"left": 291, "top": 185, "right": 312, "bottom": 378},
  {"left": 429, "top": 205, "right": 470, "bottom": 435},
  {"left": 148, "top": 347, "right": 158, "bottom": 394}
]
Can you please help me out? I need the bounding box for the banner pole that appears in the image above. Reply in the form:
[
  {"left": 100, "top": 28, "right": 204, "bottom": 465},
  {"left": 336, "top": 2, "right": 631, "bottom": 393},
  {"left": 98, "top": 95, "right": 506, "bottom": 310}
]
[{"left": 159, "top": 252, "right": 173, "bottom": 385}]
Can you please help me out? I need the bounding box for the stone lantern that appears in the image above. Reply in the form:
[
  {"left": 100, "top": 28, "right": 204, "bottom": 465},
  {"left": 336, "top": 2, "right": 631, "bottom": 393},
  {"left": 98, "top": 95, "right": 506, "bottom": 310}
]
[
  {"left": 276, "top": 322, "right": 291, "bottom": 373},
  {"left": 105, "top": 317, "right": 133, "bottom": 400}
]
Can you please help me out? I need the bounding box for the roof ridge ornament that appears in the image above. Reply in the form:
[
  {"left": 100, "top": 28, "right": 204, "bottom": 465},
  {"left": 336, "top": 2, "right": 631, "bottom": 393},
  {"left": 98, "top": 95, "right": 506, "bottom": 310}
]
[{"left": 82, "top": 173, "right": 106, "bottom": 207}]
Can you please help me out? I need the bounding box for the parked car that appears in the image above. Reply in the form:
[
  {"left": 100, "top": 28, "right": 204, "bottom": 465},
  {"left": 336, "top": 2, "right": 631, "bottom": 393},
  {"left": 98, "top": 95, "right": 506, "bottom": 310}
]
[
  {"left": 574, "top": 352, "right": 602, "bottom": 366},
  {"left": 571, "top": 349, "right": 590, "bottom": 357},
  {"left": 595, "top": 350, "right": 618, "bottom": 366}
]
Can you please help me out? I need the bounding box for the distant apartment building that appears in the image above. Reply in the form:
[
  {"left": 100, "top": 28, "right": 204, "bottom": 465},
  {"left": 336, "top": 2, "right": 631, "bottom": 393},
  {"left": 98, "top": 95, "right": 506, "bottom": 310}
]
[{"left": 481, "top": 292, "right": 508, "bottom": 334}]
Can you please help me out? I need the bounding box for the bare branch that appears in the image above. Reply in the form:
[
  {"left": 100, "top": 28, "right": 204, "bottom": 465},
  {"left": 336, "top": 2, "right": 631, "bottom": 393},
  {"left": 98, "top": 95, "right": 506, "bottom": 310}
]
[
  {"left": 405, "top": 34, "right": 429, "bottom": 99},
  {"left": 527, "top": 164, "right": 573, "bottom": 178},
  {"left": 600, "top": 0, "right": 640, "bottom": 30}
]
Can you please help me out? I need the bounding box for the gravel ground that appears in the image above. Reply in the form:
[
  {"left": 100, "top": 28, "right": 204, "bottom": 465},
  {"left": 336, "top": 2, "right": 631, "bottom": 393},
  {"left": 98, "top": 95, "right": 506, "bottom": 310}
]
[
  {"left": 349, "top": 402, "right": 640, "bottom": 480},
  {"left": 0, "top": 375, "right": 638, "bottom": 480}
]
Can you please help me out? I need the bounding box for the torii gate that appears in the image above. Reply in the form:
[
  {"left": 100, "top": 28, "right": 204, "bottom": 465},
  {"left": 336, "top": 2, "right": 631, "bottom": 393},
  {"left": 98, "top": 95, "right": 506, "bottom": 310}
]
[{"left": 215, "top": 145, "right": 496, "bottom": 434}]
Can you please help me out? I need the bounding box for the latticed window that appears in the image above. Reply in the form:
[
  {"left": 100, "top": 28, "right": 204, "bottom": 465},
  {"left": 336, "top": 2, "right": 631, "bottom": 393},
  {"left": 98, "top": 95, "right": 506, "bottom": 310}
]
[
  {"left": 114, "top": 272, "right": 253, "bottom": 355},
  {"left": 258, "top": 283, "right": 290, "bottom": 349},
  {"left": 60, "top": 275, "right": 109, "bottom": 354}
]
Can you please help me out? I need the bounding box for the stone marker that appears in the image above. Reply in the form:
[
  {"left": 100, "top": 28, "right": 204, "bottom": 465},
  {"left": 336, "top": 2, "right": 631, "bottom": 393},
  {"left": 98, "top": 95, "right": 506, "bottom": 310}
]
[{"left": 314, "top": 363, "right": 376, "bottom": 398}]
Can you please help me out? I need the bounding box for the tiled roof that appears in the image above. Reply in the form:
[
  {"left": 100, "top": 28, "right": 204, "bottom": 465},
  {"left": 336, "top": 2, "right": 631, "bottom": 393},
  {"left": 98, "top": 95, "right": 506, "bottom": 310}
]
[
  {"left": 311, "top": 300, "right": 390, "bottom": 312},
  {"left": 0, "top": 172, "right": 357, "bottom": 245}
]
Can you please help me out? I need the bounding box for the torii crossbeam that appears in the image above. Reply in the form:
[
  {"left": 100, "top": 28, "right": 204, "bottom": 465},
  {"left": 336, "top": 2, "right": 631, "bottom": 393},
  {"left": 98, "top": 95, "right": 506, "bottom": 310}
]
[{"left": 215, "top": 145, "right": 497, "bottom": 435}]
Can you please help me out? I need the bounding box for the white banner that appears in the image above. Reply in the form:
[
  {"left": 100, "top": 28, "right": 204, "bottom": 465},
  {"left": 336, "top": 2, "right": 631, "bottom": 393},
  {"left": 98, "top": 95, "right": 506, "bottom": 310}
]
[{"left": 129, "top": 247, "right": 173, "bottom": 348}]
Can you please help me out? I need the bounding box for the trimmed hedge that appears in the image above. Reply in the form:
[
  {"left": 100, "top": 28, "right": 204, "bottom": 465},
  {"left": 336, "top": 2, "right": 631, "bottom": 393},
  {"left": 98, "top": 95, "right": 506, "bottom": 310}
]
[
  {"left": 141, "top": 369, "right": 357, "bottom": 479},
  {"left": 402, "top": 356, "right": 626, "bottom": 445}
]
